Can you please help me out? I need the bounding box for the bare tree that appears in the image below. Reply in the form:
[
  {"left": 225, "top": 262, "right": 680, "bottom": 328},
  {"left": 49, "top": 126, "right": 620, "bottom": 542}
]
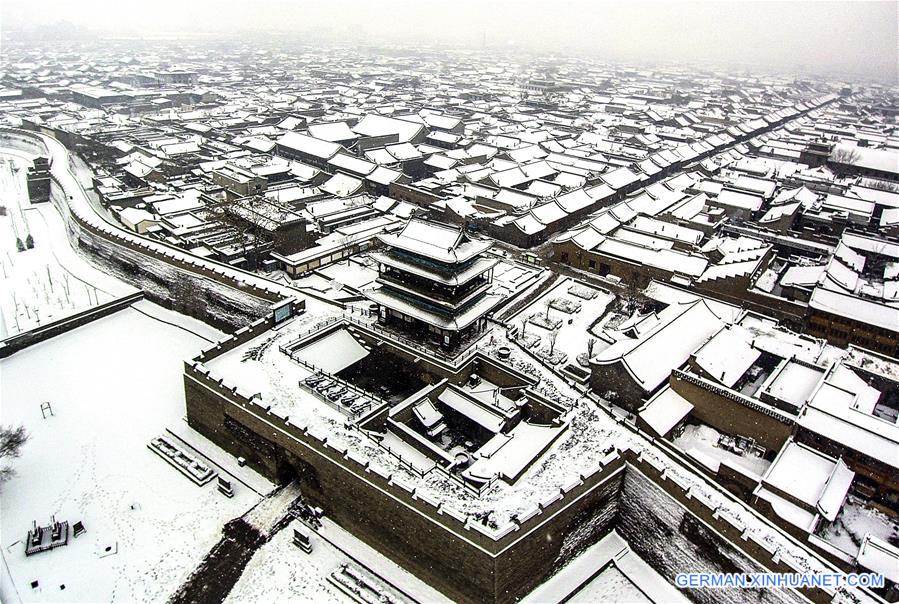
[
  {"left": 587, "top": 337, "right": 596, "bottom": 358},
  {"left": 548, "top": 329, "right": 559, "bottom": 355},
  {"left": 210, "top": 197, "right": 266, "bottom": 269},
  {"left": 618, "top": 276, "right": 643, "bottom": 312},
  {"left": 0, "top": 425, "right": 29, "bottom": 482},
  {"left": 831, "top": 147, "right": 861, "bottom": 165}
]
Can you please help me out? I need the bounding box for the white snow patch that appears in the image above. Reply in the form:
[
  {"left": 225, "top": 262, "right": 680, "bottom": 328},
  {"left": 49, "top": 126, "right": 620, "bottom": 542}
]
[{"left": 0, "top": 304, "right": 259, "bottom": 604}]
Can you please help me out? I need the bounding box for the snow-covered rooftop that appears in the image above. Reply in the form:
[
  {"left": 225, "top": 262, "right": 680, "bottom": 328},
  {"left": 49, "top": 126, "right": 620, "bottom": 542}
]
[
  {"left": 593, "top": 299, "right": 727, "bottom": 392},
  {"left": 378, "top": 219, "right": 491, "bottom": 264}
]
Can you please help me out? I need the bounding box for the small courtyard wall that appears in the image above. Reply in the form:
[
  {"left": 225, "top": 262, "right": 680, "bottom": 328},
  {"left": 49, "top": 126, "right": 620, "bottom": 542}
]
[
  {"left": 670, "top": 370, "right": 794, "bottom": 451},
  {"left": 0, "top": 291, "right": 144, "bottom": 358}
]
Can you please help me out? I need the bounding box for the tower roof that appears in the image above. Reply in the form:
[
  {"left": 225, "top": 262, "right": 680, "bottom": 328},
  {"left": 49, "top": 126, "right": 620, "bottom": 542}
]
[{"left": 378, "top": 219, "right": 491, "bottom": 264}]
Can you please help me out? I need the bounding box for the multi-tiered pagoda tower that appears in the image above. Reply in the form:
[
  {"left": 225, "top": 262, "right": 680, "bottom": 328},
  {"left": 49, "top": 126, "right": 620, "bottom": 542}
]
[{"left": 366, "top": 219, "right": 501, "bottom": 350}]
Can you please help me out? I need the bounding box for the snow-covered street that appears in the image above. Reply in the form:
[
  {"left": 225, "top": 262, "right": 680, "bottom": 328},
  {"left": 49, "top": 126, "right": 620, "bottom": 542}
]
[{"left": 227, "top": 517, "right": 450, "bottom": 604}]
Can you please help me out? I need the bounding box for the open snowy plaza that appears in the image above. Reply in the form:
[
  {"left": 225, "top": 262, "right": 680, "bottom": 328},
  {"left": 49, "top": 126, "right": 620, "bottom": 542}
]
[
  {"left": 0, "top": 301, "right": 264, "bottom": 602},
  {"left": 0, "top": 153, "right": 134, "bottom": 338}
]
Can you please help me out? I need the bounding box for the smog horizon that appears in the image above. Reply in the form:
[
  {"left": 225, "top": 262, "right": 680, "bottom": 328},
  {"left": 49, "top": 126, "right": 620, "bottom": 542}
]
[{"left": 2, "top": 0, "right": 897, "bottom": 84}]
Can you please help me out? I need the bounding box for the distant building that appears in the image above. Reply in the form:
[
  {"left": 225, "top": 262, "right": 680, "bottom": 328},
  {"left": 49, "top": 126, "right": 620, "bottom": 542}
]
[
  {"left": 221, "top": 195, "right": 309, "bottom": 256},
  {"left": 26, "top": 156, "right": 51, "bottom": 202},
  {"left": 117, "top": 207, "right": 158, "bottom": 234},
  {"left": 153, "top": 70, "right": 198, "bottom": 86},
  {"left": 829, "top": 145, "right": 899, "bottom": 180},
  {"left": 275, "top": 132, "right": 341, "bottom": 170},
  {"left": 69, "top": 85, "right": 130, "bottom": 108},
  {"left": 806, "top": 233, "right": 899, "bottom": 356},
  {"left": 211, "top": 164, "right": 267, "bottom": 199},
  {"left": 521, "top": 78, "right": 561, "bottom": 99}
]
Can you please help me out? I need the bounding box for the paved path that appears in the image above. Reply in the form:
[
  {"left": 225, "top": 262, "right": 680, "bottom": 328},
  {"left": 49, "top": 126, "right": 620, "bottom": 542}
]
[{"left": 169, "top": 483, "right": 302, "bottom": 604}]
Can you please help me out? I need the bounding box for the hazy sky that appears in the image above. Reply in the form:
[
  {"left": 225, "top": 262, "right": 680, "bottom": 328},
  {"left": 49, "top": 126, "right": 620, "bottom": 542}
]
[{"left": 2, "top": 0, "right": 897, "bottom": 82}]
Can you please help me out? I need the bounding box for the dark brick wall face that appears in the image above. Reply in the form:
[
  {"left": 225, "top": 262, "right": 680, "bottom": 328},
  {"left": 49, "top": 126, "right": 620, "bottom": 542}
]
[
  {"left": 494, "top": 473, "right": 622, "bottom": 601},
  {"left": 668, "top": 374, "right": 793, "bottom": 451},
  {"left": 617, "top": 469, "right": 803, "bottom": 604},
  {"left": 185, "top": 371, "right": 835, "bottom": 604},
  {"left": 185, "top": 375, "right": 624, "bottom": 604}
]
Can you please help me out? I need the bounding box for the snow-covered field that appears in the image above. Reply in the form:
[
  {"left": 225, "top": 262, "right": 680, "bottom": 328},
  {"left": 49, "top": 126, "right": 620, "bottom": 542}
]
[
  {"left": 0, "top": 156, "right": 92, "bottom": 336},
  {"left": 0, "top": 301, "right": 262, "bottom": 603},
  {"left": 0, "top": 154, "right": 135, "bottom": 338}
]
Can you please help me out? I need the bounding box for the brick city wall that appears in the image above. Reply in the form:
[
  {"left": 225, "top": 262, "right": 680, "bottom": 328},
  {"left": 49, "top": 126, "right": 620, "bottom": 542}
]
[
  {"left": 618, "top": 456, "right": 833, "bottom": 604},
  {"left": 493, "top": 471, "right": 622, "bottom": 601},
  {"left": 0, "top": 128, "right": 296, "bottom": 331},
  {"left": 182, "top": 345, "right": 627, "bottom": 604}
]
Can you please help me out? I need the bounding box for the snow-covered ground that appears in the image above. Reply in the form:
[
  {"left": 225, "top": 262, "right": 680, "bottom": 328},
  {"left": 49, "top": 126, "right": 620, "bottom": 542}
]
[
  {"left": 571, "top": 566, "right": 651, "bottom": 604},
  {"left": 0, "top": 302, "right": 262, "bottom": 604},
  {"left": 227, "top": 521, "right": 348, "bottom": 603},
  {"left": 508, "top": 277, "right": 615, "bottom": 366},
  {"left": 673, "top": 423, "right": 771, "bottom": 476},
  {"left": 0, "top": 154, "right": 134, "bottom": 337},
  {"left": 227, "top": 518, "right": 450, "bottom": 604},
  {"left": 569, "top": 565, "right": 652, "bottom": 603},
  {"left": 818, "top": 496, "right": 899, "bottom": 556}
]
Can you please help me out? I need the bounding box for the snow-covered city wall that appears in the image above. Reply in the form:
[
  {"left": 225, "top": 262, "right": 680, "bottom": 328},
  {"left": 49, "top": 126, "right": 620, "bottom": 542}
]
[
  {"left": 72, "top": 227, "right": 272, "bottom": 330},
  {"left": 193, "top": 316, "right": 276, "bottom": 364},
  {"left": 618, "top": 458, "right": 828, "bottom": 604},
  {"left": 183, "top": 355, "right": 630, "bottom": 603},
  {"left": 0, "top": 128, "right": 298, "bottom": 330}
]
